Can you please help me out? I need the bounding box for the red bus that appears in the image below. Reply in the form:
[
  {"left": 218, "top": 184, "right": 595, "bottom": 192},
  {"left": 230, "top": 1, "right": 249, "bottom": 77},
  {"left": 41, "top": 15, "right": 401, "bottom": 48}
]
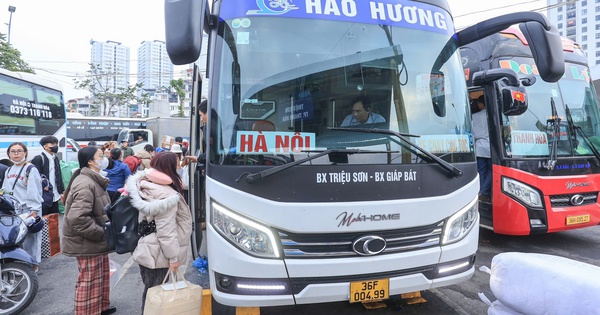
[{"left": 462, "top": 28, "right": 600, "bottom": 235}]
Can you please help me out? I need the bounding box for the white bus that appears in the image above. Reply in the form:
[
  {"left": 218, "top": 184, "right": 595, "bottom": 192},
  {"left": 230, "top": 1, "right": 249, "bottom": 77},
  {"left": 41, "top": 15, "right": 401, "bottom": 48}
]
[
  {"left": 165, "top": 0, "right": 565, "bottom": 307},
  {"left": 65, "top": 113, "right": 147, "bottom": 148},
  {"left": 0, "top": 68, "right": 68, "bottom": 162}
]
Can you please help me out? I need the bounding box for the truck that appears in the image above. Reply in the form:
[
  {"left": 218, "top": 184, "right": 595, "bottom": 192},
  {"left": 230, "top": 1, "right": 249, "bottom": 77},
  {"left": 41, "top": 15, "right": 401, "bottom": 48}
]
[
  {"left": 116, "top": 116, "right": 190, "bottom": 153},
  {"left": 462, "top": 27, "right": 600, "bottom": 235},
  {"left": 164, "top": 0, "right": 564, "bottom": 307}
]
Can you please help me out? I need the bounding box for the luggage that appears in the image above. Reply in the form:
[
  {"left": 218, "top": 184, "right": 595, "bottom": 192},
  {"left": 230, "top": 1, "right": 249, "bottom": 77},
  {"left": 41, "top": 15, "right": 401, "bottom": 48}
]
[
  {"left": 480, "top": 252, "right": 600, "bottom": 315},
  {"left": 144, "top": 269, "right": 202, "bottom": 315}
]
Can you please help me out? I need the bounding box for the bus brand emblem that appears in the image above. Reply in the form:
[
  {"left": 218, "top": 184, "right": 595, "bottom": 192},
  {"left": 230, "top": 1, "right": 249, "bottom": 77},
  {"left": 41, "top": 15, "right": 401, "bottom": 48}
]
[
  {"left": 565, "top": 181, "right": 590, "bottom": 190},
  {"left": 352, "top": 235, "right": 386, "bottom": 256},
  {"left": 570, "top": 194, "right": 585, "bottom": 206}
]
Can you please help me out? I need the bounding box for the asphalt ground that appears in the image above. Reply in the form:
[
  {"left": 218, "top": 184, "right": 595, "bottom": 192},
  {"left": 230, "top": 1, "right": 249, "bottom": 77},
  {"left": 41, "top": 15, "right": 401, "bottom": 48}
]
[{"left": 22, "top": 216, "right": 468, "bottom": 315}]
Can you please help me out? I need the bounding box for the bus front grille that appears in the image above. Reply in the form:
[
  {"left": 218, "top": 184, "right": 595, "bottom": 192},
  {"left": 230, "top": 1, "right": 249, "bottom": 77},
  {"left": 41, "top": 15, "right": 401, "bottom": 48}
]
[
  {"left": 278, "top": 221, "right": 444, "bottom": 258},
  {"left": 550, "top": 192, "right": 598, "bottom": 207}
]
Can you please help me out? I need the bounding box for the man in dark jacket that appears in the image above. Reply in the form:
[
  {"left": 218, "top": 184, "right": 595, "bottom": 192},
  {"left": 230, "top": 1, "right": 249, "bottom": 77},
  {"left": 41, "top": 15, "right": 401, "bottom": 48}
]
[{"left": 31, "top": 136, "right": 65, "bottom": 214}]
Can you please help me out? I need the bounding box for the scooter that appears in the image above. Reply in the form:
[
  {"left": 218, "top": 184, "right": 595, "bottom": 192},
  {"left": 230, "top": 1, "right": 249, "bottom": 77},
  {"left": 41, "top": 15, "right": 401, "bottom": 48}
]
[{"left": 0, "top": 192, "right": 40, "bottom": 315}]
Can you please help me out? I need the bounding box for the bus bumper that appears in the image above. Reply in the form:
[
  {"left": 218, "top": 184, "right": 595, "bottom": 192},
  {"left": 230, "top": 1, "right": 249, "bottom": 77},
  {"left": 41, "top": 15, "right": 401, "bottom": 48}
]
[{"left": 208, "top": 220, "right": 478, "bottom": 307}]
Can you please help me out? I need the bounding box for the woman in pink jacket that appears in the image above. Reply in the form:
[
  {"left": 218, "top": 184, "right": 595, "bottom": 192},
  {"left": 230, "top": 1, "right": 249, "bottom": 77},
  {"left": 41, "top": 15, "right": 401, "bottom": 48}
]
[{"left": 125, "top": 152, "right": 192, "bottom": 313}]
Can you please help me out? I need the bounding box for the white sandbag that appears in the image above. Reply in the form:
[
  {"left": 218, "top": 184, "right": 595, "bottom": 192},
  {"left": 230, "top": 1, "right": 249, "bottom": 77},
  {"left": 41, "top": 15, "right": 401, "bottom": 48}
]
[
  {"left": 478, "top": 292, "right": 525, "bottom": 315},
  {"left": 486, "top": 252, "right": 600, "bottom": 315}
]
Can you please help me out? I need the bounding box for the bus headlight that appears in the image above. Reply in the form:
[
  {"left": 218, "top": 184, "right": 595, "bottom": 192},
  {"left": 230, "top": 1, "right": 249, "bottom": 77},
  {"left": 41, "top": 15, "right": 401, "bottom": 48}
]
[
  {"left": 211, "top": 202, "right": 280, "bottom": 259},
  {"left": 442, "top": 198, "right": 478, "bottom": 245},
  {"left": 502, "top": 177, "right": 543, "bottom": 209}
]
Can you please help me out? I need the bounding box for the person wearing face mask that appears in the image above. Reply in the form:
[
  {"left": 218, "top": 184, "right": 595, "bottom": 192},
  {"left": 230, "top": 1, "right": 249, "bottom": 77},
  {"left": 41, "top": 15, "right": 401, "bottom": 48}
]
[
  {"left": 2, "top": 142, "right": 44, "bottom": 264},
  {"left": 31, "top": 136, "right": 65, "bottom": 215},
  {"left": 105, "top": 148, "right": 131, "bottom": 203},
  {"left": 62, "top": 146, "right": 116, "bottom": 315}
]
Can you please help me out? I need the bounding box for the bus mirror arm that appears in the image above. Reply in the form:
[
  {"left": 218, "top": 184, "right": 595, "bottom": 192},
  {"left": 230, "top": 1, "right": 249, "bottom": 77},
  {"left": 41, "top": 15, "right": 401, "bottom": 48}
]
[
  {"left": 520, "top": 75, "right": 536, "bottom": 87},
  {"left": 456, "top": 12, "right": 564, "bottom": 83},
  {"left": 472, "top": 68, "right": 519, "bottom": 87},
  {"left": 457, "top": 12, "right": 550, "bottom": 47}
]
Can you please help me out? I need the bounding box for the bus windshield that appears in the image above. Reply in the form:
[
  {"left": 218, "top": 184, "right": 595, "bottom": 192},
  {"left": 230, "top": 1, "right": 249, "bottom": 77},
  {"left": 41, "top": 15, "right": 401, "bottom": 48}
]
[
  {"left": 499, "top": 58, "right": 600, "bottom": 158},
  {"left": 0, "top": 74, "right": 64, "bottom": 136},
  {"left": 210, "top": 3, "right": 473, "bottom": 166},
  {"left": 0, "top": 69, "right": 66, "bottom": 160}
]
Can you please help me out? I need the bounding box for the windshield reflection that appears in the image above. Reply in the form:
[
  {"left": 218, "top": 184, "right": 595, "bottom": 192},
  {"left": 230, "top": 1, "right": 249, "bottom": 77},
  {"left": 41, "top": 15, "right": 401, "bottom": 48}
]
[
  {"left": 501, "top": 59, "right": 600, "bottom": 158},
  {"left": 210, "top": 16, "right": 473, "bottom": 166}
]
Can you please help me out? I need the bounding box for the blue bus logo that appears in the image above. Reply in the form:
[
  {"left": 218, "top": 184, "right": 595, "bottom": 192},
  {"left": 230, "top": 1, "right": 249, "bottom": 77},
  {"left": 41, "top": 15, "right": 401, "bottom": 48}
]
[{"left": 247, "top": 0, "right": 299, "bottom": 15}]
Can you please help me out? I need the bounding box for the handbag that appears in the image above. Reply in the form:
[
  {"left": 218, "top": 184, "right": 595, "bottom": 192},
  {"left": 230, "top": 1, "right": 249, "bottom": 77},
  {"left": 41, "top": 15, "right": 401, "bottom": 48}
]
[
  {"left": 144, "top": 269, "right": 202, "bottom": 315},
  {"left": 181, "top": 165, "right": 189, "bottom": 190},
  {"left": 103, "top": 196, "right": 140, "bottom": 254}
]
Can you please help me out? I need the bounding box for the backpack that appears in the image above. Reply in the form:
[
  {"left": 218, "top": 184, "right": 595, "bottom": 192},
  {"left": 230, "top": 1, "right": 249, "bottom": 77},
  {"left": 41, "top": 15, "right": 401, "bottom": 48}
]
[
  {"left": 103, "top": 196, "right": 140, "bottom": 254},
  {"left": 123, "top": 155, "right": 142, "bottom": 173},
  {"left": 25, "top": 165, "right": 54, "bottom": 209}
]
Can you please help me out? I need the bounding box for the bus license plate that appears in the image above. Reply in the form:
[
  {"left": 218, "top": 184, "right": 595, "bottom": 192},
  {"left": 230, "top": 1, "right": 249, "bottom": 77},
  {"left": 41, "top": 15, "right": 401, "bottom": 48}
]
[
  {"left": 566, "top": 214, "right": 591, "bottom": 226},
  {"left": 349, "top": 279, "right": 389, "bottom": 303}
]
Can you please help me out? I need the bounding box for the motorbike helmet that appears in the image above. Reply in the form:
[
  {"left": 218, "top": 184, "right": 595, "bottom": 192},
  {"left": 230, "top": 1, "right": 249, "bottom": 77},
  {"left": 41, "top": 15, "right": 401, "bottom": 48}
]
[
  {"left": 0, "top": 193, "right": 18, "bottom": 214},
  {"left": 27, "top": 216, "right": 44, "bottom": 234}
]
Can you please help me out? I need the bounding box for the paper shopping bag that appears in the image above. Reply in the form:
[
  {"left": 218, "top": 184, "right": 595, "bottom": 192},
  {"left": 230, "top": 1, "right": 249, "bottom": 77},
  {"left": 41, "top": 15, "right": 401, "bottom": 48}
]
[
  {"left": 41, "top": 213, "right": 60, "bottom": 257},
  {"left": 144, "top": 269, "right": 202, "bottom": 315}
]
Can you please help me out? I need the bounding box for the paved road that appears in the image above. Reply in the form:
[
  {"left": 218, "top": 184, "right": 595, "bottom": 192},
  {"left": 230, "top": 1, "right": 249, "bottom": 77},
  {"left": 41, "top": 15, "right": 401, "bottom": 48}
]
[{"left": 18, "top": 217, "right": 600, "bottom": 315}]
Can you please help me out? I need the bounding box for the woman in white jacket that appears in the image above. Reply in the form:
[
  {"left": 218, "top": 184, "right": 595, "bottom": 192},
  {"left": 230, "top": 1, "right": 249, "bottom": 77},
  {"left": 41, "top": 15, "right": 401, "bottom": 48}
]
[{"left": 125, "top": 151, "right": 192, "bottom": 313}]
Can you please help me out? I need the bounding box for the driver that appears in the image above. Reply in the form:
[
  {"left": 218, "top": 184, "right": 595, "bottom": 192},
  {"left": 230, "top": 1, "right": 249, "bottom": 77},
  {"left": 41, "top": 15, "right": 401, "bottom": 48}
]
[{"left": 340, "top": 95, "right": 386, "bottom": 127}]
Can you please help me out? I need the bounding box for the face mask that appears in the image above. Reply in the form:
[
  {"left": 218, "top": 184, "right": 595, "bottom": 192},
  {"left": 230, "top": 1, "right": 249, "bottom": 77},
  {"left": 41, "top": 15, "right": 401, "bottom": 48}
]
[
  {"left": 49, "top": 146, "right": 59, "bottom": 154},
  {"left": 95, "top": 157, "right": 109, "bottom": 170},
  {"left": 99, "top": 170, "right": 108, "bottom": 177},
  {"left": 10, "top": 157, "right": 26, "bottom": 165}
]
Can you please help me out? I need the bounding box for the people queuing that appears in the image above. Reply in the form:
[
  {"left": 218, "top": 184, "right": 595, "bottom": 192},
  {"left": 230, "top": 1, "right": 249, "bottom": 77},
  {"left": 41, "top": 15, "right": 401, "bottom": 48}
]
[
  {"left": 135, "top": 144, "right": 155, "bottom": 171},
  {"left": 1, "top": 142, "right": 44, "bottom": 264},
  {"left": 99, "top": 141, "right": 118, "bottom": 156},
  {"left": 31, "top": 136, "right": 65, "bottom": 215},
  {"left": 120, "top": 140, "right": 134, "bottom": 159},
  {"left": 171, "top": 144, "right": 189, "bottom": 200},
  {"left": 62, "top": 146, "right": 116, "bottom": 315},
  {"left": 105, "top": 148, "right": 132, "bottom": 204},
  {"left": 174, "top": 137, "right": 187, "bottom": 156},
  {"left": 125, "top": 152, "right": 192, "bottom": 313}
]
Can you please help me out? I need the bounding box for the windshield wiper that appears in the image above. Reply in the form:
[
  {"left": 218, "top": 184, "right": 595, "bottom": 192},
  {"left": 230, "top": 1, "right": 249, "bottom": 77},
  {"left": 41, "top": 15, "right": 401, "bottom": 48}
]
[
  {"left": 237, "top": 148, "right": 398, "bottom": 184},
  {"left": 328, "top": 127, "right": 463, "bottom": 177},
  {"left": 565, "top": 105, "right": 600, "bottom": 164},
  {"left": 543, "top": 98, "right": 560, "bottom": 170}
]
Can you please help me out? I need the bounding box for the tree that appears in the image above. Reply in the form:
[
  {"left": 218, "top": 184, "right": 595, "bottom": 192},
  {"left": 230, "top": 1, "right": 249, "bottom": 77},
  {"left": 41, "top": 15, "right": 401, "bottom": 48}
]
[
  {"left": 74, "top": 63, "right": 150, "bottom": 117},
  {"left": 0, "top": 33, "right": 35, "bottom": 73},
  {"left": 170, "top": 78, "right": 186, "bottom": 117}
]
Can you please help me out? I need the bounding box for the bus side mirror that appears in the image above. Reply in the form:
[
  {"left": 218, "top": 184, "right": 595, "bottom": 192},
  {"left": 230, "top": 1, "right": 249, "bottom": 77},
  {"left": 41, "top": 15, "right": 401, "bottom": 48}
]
[
  {"left": 501, "top": 85, "right": 527, "bottom": 116},
  {"left": 519, "top": 21, "right": 564, "bottom": 83},
  {"left": 430, "top": 72, "right": 446, "bottom": 117},
  {"left": 165, "top": 0, "right": 207, "bottom": 65}
]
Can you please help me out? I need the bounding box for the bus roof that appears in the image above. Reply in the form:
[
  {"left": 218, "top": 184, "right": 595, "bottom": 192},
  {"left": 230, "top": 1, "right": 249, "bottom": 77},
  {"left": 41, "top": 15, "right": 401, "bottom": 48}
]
[
  {"left": 66, "top": 112, "right": 147, "bottom": 122},
  {"left": 500, "top": 26, "right": 580, "bottom": 52},
  {"left": 0, "top": 67, "right": 63, "bottom": 92}
]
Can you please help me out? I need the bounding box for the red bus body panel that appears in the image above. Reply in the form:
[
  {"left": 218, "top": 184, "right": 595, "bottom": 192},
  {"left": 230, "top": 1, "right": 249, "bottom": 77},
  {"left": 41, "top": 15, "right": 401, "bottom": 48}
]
[{"left": 492, "top": 165, "right": 600, "bottom": 235}]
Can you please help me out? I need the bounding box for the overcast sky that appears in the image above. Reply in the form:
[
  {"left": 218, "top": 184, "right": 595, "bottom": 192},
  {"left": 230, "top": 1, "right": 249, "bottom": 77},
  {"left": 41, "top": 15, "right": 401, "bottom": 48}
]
[{"left": 0, "top": 0, "right": 546, "bottom": 101}]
